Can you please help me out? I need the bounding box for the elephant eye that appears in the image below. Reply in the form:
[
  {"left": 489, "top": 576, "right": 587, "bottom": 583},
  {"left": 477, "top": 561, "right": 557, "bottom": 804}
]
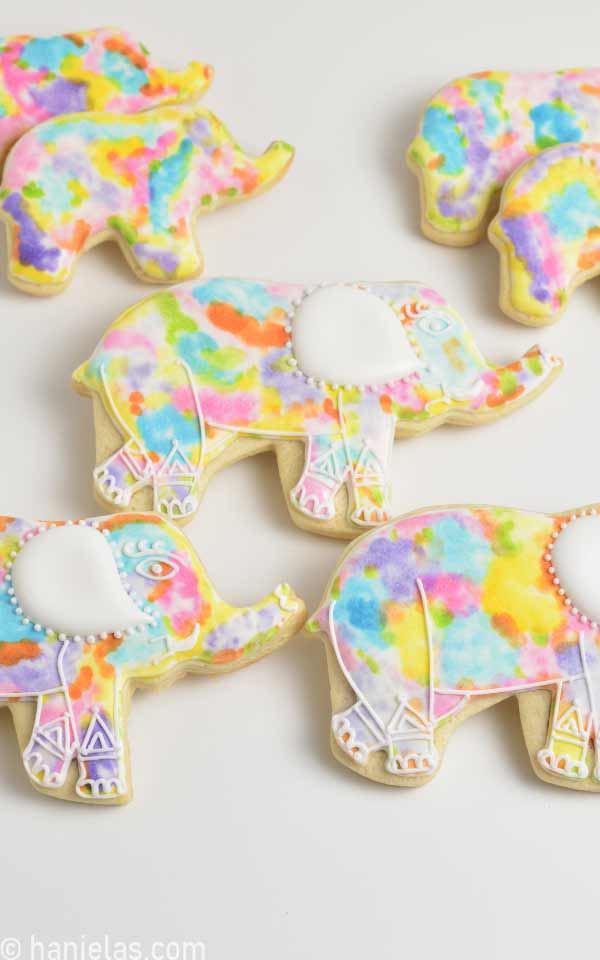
[
  {"left": 417, "top": 314, "right": 453, "bottom": 335},
  {"left": 135, "top": 557, "right": 179, "bottom": 581}
]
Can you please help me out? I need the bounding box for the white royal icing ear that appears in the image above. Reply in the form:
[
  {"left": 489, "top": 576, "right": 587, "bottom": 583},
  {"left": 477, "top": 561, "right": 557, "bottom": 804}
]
[
  {"left": 12, "top": 524, "right": 152, "bottom": 637},
  {"left": 291, "top": 285, "right": 419, "bottom": 385},
  {"left": 552, "top": 515, "right": 600, "bottom": 624}
]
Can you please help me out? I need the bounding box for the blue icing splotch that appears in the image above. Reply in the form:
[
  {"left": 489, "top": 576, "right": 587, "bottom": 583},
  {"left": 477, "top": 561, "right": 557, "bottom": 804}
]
[
  {"left": 545, "top": 181, "right": 600, "bottom": 241},
  {"left": 100, "top": 49, "right": 148, "bottom": 95},
  {"left": 429, "top": 515, "right": 491, "bottom": 583},
  {"left": 138, "top": 404, "right": 200, "bottom": 457},
  {"left": 467, "top": 78, "right": 504, "bottom": 136},
  {"left": 176, "top": 331, "right": 242, "bottom": 385},
  {"left": 422, "top": 106, "right": 466, "bottom": 175},
  {"left": 438, "top": 610, "right": 520, "bottom": 688},
  {"left": 20, "top": 37, "right": 88, "bottom": 72},
  {"left": 149, "top": 139, "right": 194, "bottom": 231},
  {"left": 530, "top": 102, "right": 583, "bottom": 148},
  {"left": 335, "top": 575, "right": 387, "bottom": 650}
]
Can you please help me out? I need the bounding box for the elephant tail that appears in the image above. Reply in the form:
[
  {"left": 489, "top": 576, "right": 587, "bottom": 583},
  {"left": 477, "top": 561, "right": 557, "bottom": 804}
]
[
  {"left": 71, "top": 358, "right": 96, "bottom": 396},
  {"left": 305, "top": 603, "right": 331, "bottom": 640}
]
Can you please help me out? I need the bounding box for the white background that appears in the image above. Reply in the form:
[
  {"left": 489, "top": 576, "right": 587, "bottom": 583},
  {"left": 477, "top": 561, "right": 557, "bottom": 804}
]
[{"left": 1, "top": 1, "right": 598, "bottom": 958}]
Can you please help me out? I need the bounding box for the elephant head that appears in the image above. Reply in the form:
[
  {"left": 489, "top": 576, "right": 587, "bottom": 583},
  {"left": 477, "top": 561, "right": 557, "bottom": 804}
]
[
  {"left": 1, "top": 513, "right": 305, "bottom": 802},
  {"left": 291, "top": 282, "right": 561, "bottom": 414},
  {"left": 9, "top": 515, "right": 304, "bottom": 675},
  {"left": 393, "top": 290, "right": 560, "bottom": 411}
]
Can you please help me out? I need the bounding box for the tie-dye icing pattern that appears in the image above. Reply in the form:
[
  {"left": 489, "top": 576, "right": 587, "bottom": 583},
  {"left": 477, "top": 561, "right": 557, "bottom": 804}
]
[
  {"left": 0, "top": 109, "right": 293, "bottom": 291},
  {"left": 308, "top": 507, "right": 600, "bottom": 785},
  {"left": 0, "top": 27, "right": 211, "bottom": 167},
  {"left": 408, "top": 69, "right": 600, "bottom": 243},
  {"left": 489, "top": 142, "right": 600, "bottom": 324},
  {"left": 72, "top": 279, "right": 560, "bottom": 532},
  {"left": 0, "top": 513, "right": 301, "bottom": 802}
]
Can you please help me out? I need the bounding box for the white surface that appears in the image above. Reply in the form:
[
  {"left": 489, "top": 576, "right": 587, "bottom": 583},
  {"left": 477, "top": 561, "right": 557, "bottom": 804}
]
[
  {"left": 1, "top": 2, "right": 599, "bottom": 959},
  {"left": 291, "top": 284, "right": 418, "bottom": 383},
  {"left": 552, "top": 515, "right": 600, "bottom": 624},
  {"left": 12, "top": 524, "right": 150, "bottom": 636}
]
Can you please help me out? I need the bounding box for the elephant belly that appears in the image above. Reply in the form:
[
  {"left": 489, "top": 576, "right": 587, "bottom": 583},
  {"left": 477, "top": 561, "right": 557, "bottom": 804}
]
[{"left": 434, "top": 621, "right": 580, "bottom": 694}]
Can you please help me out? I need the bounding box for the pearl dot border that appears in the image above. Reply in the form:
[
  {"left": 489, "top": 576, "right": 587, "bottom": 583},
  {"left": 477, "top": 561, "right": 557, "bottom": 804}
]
[
  {"left": 2, "top": 519, "right": 160, "bottom": 643},
  {"left": 546, "top": 509, "right": 599, "bottom": 627},
  {"left": 281, "top": 281, "right": 426, "bottom": 392}
]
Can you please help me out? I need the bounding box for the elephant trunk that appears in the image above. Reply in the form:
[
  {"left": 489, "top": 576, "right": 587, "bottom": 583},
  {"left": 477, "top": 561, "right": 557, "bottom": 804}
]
[
  {"left": 251, "top": 141, "right": 295, "bottom": 192},
  {"left": 467, "top": 345, "right": 562, "bottom": 414},
  {"left": 197, "top": 583, "right": 305, "bottom": 670}
]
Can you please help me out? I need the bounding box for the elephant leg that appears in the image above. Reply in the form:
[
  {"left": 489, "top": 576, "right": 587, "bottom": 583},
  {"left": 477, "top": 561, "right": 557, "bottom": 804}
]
[
  {"left": 121, "top": 222, "right": 202, "bottom": 283},
  {"left": 94, "top": 438, "right": 154, "bottom": 508},
  {"left": 291, "top": 434, "right": 349, "bottom": 520},
  {"left": 153, "top": 438, "right": 201, "bottom": 520},
  {"left": 4, "top": 193, "right": 88, "bottom": 289},
  {"left": 385, "top": 700, "right": 438, "bottom": 775},
  {"left": 73, "top": 685, "right": 126, "bottom": 800},
  {"left": 22, "top": 690, "right": 77, "bottom": 788},
  {"left": 332, "top": 701, "right": 387, "bottom": 766},
  {"left": 345, "top": 410, "right": 395, "bottom": 527},
  {"left": 537, "top": 680, "right": 593, "bottom": 781}
]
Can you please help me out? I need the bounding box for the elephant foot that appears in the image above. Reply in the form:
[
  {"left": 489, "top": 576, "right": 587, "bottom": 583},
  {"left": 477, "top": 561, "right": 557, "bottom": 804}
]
[
  {"left": 291, "top": 475, "right": 337, "bottom": 520},
  {"left": 537, "top": 747, "right": 589, "bottom": 780},
  {"left": 154, "top": 477, "right": 198, "bottom": 520},
  {"left": 94, "top": 440, "right": 153, "bottom": 507},
  {"left": 385, "top": 738, "right": 438, "bottom": 776},
  {"left": 332, "top": 704, "right": 384, "bottom": 766},
  {"left": 76, "top": 757, "right": 127, "bottom": 800},
  {"left": 351, "top": 505, "right": 390, "bottom": 527},
  {"left": 23, "top": 716, "right": 74, "bottom": 788}
]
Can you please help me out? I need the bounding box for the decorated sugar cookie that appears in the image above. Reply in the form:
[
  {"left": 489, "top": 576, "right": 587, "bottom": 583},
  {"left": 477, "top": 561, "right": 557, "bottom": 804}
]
[
  {"left": 307, "top": 504, "right": 600, "bottom": 792},
  {"left": 0, "top": 513, "right": 304, "bottom": 804},
  {"left": 0, "top": 109, "right": 294, "bottom": 294},
  {"left": 408, "top": 68, "right": 600, "bottom": 245},
  {"left": 72, "top": 279, "right": 561, "bottom": 539},
  {"left": 0, "top": 27, "right": 211, "bottom": 169},
  {"left": 489, "top": 142, "right": 600, "bottom": 325}
]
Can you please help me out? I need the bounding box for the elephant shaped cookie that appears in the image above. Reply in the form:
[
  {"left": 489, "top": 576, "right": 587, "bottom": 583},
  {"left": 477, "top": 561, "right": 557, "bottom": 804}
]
[
  {"left": 0, "top": 108, "right": 294, "bottom": 294},
  {"left": 0, "top": 27, "right": 211, "bottom": 169},
  {"left": 307, "top": 504, "right": 600, "bottom": 792},
  {"left": 489, "top": 142, "right": 600, "bottom": 325},
  {"left": 0, "top": 513, "right": 304, "bottom": 804},
  {"left": 408, "top": 68, "right": 600, "bottom": 245},
  {"left": 73, "top": 279, "right": 561, "bottom": 538}
]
